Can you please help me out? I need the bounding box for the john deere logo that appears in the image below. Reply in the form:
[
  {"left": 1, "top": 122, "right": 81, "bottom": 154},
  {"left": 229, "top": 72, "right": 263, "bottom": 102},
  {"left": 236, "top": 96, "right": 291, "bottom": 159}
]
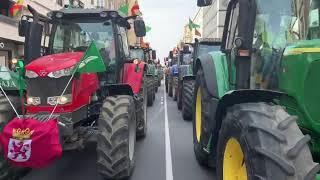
[{"left": 78, "top": 56, "right": 98, "bottom": 69}]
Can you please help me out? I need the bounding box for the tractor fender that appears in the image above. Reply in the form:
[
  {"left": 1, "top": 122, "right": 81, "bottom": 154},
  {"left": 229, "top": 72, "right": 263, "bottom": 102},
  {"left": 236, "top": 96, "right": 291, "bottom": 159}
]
[
  {"left": 123, "top": 62, "right": 146, "bottom": 94},
  {"left": 106, "top": 84, "right": 134, "bottom": 96},
  {"left": 195, "top": 54, "right": 219, "bottom": 97},
  {"left": 182, "top": 75, "right": 195, "bottom": 82},
  {"left": 208, "top": 89, "right": 286, "bottom": 149}
]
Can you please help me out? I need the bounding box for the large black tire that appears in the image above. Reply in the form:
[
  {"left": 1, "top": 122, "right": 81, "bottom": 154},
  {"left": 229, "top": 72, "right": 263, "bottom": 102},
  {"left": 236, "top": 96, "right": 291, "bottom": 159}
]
[
  {"left": 177, "top": 82, "right": 182, "bottom": 110},
  {"left": 0, "top": 95, "right": 29, "bottom": 180},
  {"left": 165, "top": 75, "right": 169, "bottom": 93},
  {"left": 97, "top": 95, "right": 137, "bottom": 180},
  {"left": 192, "top": 69, "right": 215, "bottom": 167},
  {"left": 146, "top": 77, "right": 154, "bottom": 106},
  {"left": 173, "top": 77, "right": 178, "bottom": 101},
  {"left": 168, "top": 78, "right": 173, "bottom": 97},
  {"left": 217, "top": 103, "right": 319, "bottom": 180},
  {"left": 136, "top": 80, "right": 148, "bottom": 138},
  {"left": 182, "top": 80, "right": 194, "bottom": 121},
  {"left": 154, "top": 78, "right": 158, "bottom": 93}
]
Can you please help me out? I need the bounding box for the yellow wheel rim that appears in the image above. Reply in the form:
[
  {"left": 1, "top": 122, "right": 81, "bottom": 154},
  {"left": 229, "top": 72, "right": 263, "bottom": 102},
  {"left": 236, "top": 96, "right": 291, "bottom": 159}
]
[
  {"left": 223, "top": 138, "right": 248, "bottom": 180},
  {"left": 195, "top": 88, "right": 202, "bottom": 142}
]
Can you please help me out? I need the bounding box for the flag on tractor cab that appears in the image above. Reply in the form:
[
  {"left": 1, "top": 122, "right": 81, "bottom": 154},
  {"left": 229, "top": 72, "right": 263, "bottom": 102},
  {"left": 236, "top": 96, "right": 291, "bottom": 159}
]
[
  {"left": 195, "top": 28, "right": 202, "bottom": 37},
  {"left": 9, "top": 0, "right": 24, "bottom": 17},
  {"left": 145, "top": 25, "right": 152, "bottom": 33},
  {"left": 76, "top": 42, "right": 107, "bottom": 73},
  {"left": 0, "top": 117, "right": 62, "bottom": 168},
  {"left": 188, "top": 18, "right": 200, "bottom": 31},
  {"left": 118, "top": 3, "right": 129, "bottom": 16}
]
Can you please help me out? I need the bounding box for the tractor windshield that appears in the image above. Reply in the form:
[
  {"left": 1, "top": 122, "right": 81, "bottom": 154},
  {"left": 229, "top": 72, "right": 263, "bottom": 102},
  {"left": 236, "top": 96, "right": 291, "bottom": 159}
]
[
  {"left": 251, "top": 0, "right": 320, "bottom": 90},
  {"left": 198, "top": 44, "right": 220, "bottom": 56},
  {"left": 255, "top": 0, "right": 320, "bottom": 49},
  {"left": 182, "top": 53, "right": 193, "bottom": 65},
  {"left": 130, "top": 49, "right": 144, "bottom": 60},
  {"left": 51, "top": 20, "right": 115, "bottom": 56}
]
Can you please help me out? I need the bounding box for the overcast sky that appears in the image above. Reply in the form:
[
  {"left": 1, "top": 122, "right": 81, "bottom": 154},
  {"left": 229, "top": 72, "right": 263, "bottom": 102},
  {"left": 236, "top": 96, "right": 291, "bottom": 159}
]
[{"left": 139, "top": 0, "right": 198, "bottom": 62}]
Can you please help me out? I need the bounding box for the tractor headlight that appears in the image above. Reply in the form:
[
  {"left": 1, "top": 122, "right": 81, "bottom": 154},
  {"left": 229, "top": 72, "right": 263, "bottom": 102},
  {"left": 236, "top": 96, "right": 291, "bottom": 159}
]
[
  {"left": 47, "top": 94, "right": 72, "bottom": 105},
  {"left": 25, "top": 70, "right": 38, "bottom": 78},
  {"left": 27, "top": 96, "right": 41, "bottom": 106},
  {"left": 48, "top": 66, "right": 74, "bottom": 78}
]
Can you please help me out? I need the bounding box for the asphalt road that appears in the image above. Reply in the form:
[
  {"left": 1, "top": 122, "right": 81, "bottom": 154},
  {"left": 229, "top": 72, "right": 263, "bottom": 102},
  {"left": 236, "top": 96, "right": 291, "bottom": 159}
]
[{"left": 22, "top": 81, "right": 215, "bottom": 180}]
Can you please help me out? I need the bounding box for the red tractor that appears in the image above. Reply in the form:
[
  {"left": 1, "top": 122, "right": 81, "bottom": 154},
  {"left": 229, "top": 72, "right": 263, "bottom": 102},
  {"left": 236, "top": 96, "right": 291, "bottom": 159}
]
[{"left": 0, "top": 6, "right": 148, "bottom": 179}]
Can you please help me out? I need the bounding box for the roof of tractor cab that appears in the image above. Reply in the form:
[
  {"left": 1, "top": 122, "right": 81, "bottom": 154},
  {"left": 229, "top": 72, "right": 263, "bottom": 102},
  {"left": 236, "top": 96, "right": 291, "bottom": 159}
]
[
  {"left": 48, "top": 8, "right": 130, "bottom": 28},
  {"left": 197, "top": 38, "right": 222, "bottom": 45}
]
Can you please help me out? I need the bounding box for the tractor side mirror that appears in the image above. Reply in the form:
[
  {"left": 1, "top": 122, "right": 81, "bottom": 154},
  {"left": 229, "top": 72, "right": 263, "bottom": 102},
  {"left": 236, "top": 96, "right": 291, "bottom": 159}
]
[
  {"left": 18, "top": 19, "right": 29, "bottom": 37},
  {"left": 197, "top": 0, "right": 213, "bottom": 7},
  {"left": 169, "top": 51, "right": 173, "bottom": 59},
  {"left": 152, "top": 50, "right": 156, "bottom": 60},
  {"left": 134, "top": 19, "right": 146, "bottom": 37}
]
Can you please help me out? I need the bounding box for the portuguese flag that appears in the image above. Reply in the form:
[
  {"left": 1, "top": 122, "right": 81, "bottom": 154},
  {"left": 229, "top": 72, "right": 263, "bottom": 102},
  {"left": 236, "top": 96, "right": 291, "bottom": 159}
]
[{"left": 9, "top": 0, "right": 24, "bottom": 17}]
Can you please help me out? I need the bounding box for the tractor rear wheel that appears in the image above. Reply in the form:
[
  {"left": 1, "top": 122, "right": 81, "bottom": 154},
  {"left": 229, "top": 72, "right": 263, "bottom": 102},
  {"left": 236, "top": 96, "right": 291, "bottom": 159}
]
[
  {"left": 177, "top": 82, "right": 182, "bottom": 110},
  {"left": 0, "top": 95, "right": 29, "bottom": 180},
  {"left": 136, "top": 80, "right": 148, "bottom": 138},
  {"left": 182, "top": 80, "right": 194, "bottom": 121},
  {"left": 168, "top": 77, "right": 173, "bottom": 97},
  {"left": 217, "top": 103, "right": 319, "bottom": 180},
  {"left": 97, "top": 95, "right": 136, "bottom": 180},
  {"left": 154, "top": 78, "right": 158, "bottom": 93},
  {"left": 147, "top": 77, "right": 154, "bottom": 106}
]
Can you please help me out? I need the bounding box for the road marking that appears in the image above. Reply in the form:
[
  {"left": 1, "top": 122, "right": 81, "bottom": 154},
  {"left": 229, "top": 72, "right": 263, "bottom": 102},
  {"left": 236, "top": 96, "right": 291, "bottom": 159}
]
[
  {"left": 161, "top": 97, "right": 164, "bottom": 104},
  {"left": 164, "top": 83, "right": 174, "bottom": 180}
]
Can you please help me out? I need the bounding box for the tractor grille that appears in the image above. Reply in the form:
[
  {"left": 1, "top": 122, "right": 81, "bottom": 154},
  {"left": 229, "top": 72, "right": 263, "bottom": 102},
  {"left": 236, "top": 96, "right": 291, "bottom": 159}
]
[
  {"left": 304, "top": 60, "right": 320, "bottom": 123},
  {"left": 27, "top": 77, "right": 72, "bottom": 105}
]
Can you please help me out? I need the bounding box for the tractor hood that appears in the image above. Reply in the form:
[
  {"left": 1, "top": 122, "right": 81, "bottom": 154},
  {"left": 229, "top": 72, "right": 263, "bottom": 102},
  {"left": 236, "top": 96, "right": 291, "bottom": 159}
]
[
  {"left": 25, "top": 52, "right": 84, "bottom": 77},
  {"left": 284, "top": 39, "right": 320, "bottom": 56}
]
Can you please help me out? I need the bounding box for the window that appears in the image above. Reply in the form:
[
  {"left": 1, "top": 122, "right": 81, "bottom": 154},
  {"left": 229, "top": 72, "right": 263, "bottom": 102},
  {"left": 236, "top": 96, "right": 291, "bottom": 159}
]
[
  {"left": 226, "top": 3, "right": 239, "bottom": 49},
  {"left": 119, "top": 27, "right": 130, "bottom": 57},
  {"left": 56, "top": 0, "right": 63, "bottom": 6}
]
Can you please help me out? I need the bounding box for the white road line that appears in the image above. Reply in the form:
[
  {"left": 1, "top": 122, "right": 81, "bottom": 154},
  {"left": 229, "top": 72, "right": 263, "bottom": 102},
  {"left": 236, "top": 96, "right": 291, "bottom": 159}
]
[{"left": 164, "top": 82, "right": 174, "bottom": 180}]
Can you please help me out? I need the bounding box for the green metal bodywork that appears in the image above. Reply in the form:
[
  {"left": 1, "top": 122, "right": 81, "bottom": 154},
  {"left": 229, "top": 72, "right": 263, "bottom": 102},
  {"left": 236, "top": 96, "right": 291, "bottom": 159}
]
[
  {"left": 0, "top": 66, "right": 26, "bottom": 92},
  {"left": 205, "top": 39, "right": 320, "bottom": 155}
]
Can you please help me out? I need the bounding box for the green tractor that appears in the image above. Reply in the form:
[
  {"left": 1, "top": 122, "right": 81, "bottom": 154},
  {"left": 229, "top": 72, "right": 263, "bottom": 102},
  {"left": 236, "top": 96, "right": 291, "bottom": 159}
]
[
  {"left": 144, "top": 48, "right": 157, "bottom": 106},
  {"left": 167, "top": 50, "right": 179, "bottom": 100},
  {"left": 176, "top": 39, "right": 221, "bottom": 120},
  {"left": 176, "top": 45, "right": 194, "bottom": 120},
  {"left": 150, "top": 50, "right": 159, "bottom": 93},
  {"left": 193, "top": 0, "right": 320, "bottom": 179}
]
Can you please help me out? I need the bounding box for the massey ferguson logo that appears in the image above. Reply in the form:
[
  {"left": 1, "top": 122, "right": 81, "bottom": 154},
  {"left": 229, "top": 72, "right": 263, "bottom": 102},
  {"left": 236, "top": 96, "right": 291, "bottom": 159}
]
[
  {"left": 7, "top": 128, "right": 34, "bottom": 162},
  {"left": 39, "top": 70, "right": 47, "bottom": 77}
]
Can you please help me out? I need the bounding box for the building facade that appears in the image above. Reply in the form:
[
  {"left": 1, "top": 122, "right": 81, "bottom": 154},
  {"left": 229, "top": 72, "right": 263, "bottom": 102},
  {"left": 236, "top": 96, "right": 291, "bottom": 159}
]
[
  {"left": 202, "top": 0, "right": 228, "bottom": 38},
  {"left": 0, "top": 0, "right": 96, "bottom": 70}
]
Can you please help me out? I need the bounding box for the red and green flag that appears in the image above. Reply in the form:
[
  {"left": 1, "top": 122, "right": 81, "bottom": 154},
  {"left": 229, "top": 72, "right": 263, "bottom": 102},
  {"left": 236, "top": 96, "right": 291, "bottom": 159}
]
[
  {"left": 76, "top": 42, "right": 107, "bottom": 73},
  {"left": 9, "top": 0, "right": 24, "bottom": 17},
  {"left": 188, "top": 18, "right": 200, "bottom": 31}
]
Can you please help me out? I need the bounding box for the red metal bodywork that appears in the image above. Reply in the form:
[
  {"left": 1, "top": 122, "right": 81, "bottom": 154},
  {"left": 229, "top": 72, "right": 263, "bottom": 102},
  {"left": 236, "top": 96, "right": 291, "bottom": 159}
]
[
  {"left": 123, "top": 62, "right": 146, "bottom": 94},
  {"left": 25, "top": 52, "right": 99, "bottom": 113}
]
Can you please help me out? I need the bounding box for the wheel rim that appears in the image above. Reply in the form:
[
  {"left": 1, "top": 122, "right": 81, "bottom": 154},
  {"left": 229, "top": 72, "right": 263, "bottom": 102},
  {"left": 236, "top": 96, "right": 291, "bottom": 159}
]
[
  {"left": 195, "top": 88, "right": 202, "bottom": 142},
  {"left": 223, "top": 138, "right": 248, "bottom": 180}
]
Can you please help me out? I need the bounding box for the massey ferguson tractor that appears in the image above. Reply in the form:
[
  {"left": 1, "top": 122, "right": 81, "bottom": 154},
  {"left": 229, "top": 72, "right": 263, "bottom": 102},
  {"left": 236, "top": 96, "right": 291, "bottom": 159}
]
[
  {"left": 0, "top": 6, "right": 148, "bottom": 180},
  {"left": 193, "top": 0, "right": 320, "bottom": 179}
]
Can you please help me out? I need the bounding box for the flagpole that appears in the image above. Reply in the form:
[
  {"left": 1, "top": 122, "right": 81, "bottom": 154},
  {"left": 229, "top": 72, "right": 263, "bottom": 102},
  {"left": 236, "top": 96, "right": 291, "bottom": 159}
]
[{"left": 0, "top": 85, "right": 20, "bottom": 118}]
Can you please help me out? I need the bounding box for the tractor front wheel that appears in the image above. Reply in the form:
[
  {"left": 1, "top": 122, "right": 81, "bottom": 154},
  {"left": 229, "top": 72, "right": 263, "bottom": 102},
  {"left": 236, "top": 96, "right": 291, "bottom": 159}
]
[
  {"left": 182, "top": 80, "right": 194, "bottom": 121},
  {"left": 97, "top": 95, "right": 136, "bottom": 180},
  {"left": 0, "top": 95, "right": 29, "bottom": 180},
  {"left": 136, "top": 81, "right": 148, "bottom": 138},
  {"left": 147, "top": 77, "right": 154, "bottom": 106},
  {"left": 217, "top": 103, "right": 319, "bottom": 180}
]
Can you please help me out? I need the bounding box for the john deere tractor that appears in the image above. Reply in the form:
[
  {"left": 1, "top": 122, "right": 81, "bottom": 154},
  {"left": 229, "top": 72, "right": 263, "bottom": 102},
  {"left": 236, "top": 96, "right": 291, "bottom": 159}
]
[
  {"left": 1, "top": 6, "right": 149, "bottom": 179},
  {"left": 176, "top": 45, "right": 194, "bottom": 120},
  {"left": 193, "top": 0, "right": 320, "bottom": 179},
  {"left": 143, "top": 47, "right": 157, "bottom": 106}
]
